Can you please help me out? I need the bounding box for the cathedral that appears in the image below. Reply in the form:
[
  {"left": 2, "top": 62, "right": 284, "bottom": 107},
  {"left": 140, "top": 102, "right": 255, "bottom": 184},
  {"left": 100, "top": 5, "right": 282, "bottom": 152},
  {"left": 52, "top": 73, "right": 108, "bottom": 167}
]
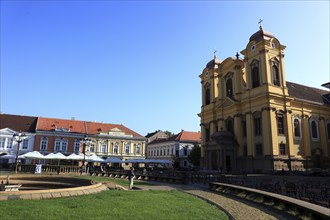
[{"left": 198, "top": 24, "right": 330, "bottom": 172}]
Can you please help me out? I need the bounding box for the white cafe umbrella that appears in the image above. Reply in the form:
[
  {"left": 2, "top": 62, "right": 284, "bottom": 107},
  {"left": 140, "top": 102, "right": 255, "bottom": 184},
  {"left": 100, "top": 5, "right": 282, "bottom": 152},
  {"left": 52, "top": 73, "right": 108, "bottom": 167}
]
[
  {"left": 45, "top": 152, "right": 67, "bottom": 165},
  {"left": 0, "top": 154, "right": 16, "bottom": 159},
  {"left": 20, "top": 151, "right": 45, "bottom": 159},
  {"left": 85, "top": 154, "right": 104, "bottom": 163},
  {"left": 44, "top": 152, "right": 67, "bottom": 160},
  {"left": 67, "top": 153, "right": 84, "bottom": 160}
]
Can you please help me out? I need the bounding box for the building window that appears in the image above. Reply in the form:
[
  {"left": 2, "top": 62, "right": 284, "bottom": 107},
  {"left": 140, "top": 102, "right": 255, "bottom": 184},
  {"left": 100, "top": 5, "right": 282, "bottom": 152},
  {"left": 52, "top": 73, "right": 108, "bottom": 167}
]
[
  {"left": 205, "top": 127, "right": 210, "bottom": 142},
  {"left": 252, "top": 67, "right": 260, "bottom": 88},
  {"left": 40, "top": 137, "right": 48, "bottom": 151},
  {"left": 55, "top": 138, "right": 68, "bottom": 152},
  {"left": 277, "top": 116, "right": 284, "bottom": 134},
  {"left": 327, "top": 123, "right": 330, "bottom": 140},
  {"left": 279, "top": 143, "right": 286, "bottom": 155},
  {"left": 255, "top": 144, "right": 263, "bottom": 156},
  {"left": 125, "top": 144, "right": 130, "bottom": 154},
  {"left": 293, "top": 119, "right": 301, "bottom": 138},
  {"left": 0, "top": 138, "right": 5, "bottom": 149},
  {"left": 22, "top": 139, "right": 28, "bottom": 149},
  {"left": 205, "top": 83, "right": 211, "bottom": 105},
  {"left": 184, "top": 147, "right": 188, "bottom": 156},
  {"left": 226, "top": 118, "right": 234, "bottom": 134},
  {"left": 272, "top": 64, "right": 280, "bottom": 86},
  {"left": 242, "top": 120, "right": 247, "bottom": 137},
  {"left": 101, "top": 143, "right": 107, "bottom": 153},
  {"left": 136, "top": 144, "right": 141, "bottom": 154},
  {"left": 253, "top": 113, "right": 262, "bottom": 136},
  {"left": 55, "top": 140, "right": 61, "bottom": 151},
  {"left": 311, "top": 120, "right": 319, "bottom": 140},
  {"left": 7, "top": 138, "right": 13, "bottom": 149},
  {"left": 74, "top": 140, "right": 80, "bottom": 153},
  {"left": 113, "top": 143, "right": 118, "bottom": 154},
  {"left": 61, "top": 141, "right": 68, "bottom": 152},
  {"left": 89, "top": 143, "right": 95, "bottom": 152},
  {"left": 226, "top": 78, "right": 233, "bottom": 97}
]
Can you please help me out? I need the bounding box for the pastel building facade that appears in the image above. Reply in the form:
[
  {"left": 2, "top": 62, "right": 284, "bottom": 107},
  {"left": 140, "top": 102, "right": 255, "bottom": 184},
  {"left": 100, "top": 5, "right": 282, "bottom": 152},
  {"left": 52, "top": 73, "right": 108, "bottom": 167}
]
[{"left": 147, "top": 130, "right": 201, "bottom": 168}]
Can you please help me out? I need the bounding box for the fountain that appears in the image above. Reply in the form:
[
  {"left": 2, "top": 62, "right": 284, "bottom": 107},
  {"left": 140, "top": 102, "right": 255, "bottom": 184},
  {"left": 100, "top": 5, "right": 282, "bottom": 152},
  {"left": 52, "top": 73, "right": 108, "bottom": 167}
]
[{"left": 0, "top": 174, "right": 108, "bottom": 200}]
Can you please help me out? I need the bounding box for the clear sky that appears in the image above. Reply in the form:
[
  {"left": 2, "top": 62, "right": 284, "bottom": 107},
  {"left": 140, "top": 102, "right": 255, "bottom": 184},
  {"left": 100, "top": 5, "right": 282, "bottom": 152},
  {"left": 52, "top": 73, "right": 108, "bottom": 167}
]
[{"left": 1, "top": 1, "right": 329, "bottom": 136}]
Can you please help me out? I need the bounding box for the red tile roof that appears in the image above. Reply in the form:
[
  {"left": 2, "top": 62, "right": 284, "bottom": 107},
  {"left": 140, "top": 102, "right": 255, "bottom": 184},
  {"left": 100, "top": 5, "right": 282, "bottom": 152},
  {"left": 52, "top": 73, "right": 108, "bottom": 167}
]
[
  {"left": 175, "top": 130, "right": 201, "bottom": 142},
  {"left": 149, "top": 130, "right": 201, "bottom": 144},
  {"left": 37, "top": 117, "right": 86, "bottom": 133},
  {"left": 36, "top": 117, "right": 144, "bottom": 138},
  {"left": 86, "top": 121, "right": 144, "bottom": 138},
  {"left": 0, "top": 114, "right": 38, "bottom": 132}
]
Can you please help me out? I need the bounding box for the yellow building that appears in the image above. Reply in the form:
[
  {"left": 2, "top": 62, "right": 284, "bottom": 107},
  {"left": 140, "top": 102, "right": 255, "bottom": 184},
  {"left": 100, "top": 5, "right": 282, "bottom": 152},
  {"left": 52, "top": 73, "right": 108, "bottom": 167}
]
[{"left": 198, "top": 25, "right": 330, "bottom": 172}]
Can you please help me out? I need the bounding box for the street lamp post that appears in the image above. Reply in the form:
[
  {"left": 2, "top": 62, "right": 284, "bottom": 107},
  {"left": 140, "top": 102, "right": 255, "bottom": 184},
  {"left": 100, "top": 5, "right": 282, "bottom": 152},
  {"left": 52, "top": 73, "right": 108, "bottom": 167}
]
[
  {"left": 13, "top": 132, "right": 27, "bottom": 173},
  {"left": 80, "top": 135, "right": 92, "bottom": 174}
]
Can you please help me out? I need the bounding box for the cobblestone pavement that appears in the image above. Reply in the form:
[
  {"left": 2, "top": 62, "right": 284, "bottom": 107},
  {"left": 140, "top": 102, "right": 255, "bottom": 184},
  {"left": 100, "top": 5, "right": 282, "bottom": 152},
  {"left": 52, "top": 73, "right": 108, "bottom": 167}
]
[{"left": 136, "top": 182, "right": 296, "bottom": 220}]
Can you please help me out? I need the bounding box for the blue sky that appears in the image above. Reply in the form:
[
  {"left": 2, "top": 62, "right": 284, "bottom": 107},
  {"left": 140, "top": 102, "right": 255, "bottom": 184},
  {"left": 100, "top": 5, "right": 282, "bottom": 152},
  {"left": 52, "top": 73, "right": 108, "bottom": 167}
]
[{"left": 1, "top": 1, "right": 329, "bottom": 136}]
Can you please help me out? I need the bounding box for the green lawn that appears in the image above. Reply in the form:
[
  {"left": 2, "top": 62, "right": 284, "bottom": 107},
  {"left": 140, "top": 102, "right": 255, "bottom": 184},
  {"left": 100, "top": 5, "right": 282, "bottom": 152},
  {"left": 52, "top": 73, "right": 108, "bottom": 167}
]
[{"left": 0, "top": 190, "right": 228, "bottom": 220}]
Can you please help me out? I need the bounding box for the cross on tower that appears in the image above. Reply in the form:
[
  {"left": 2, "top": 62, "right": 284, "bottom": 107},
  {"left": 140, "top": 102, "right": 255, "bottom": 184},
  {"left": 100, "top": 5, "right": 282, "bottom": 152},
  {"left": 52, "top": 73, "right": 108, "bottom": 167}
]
[
  {"left": 258, "top": 19, "right": 263, "bottom": 30},
  {"left": 214, "top": 50, "right": 217, "bottom": 58}
]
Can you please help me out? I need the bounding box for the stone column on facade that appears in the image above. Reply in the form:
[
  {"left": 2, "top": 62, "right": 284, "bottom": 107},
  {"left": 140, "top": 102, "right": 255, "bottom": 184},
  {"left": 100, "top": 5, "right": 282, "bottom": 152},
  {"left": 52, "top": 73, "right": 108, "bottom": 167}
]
[
  {"left": 234, "top": 116, "right": 242, "bottom": 155},
  {"left": 268, "top": 109, "right": 278, "bottom": 156},
  {"left": 210, "top": 121, "right": 216, "bottom": 136},
  {"left": 121, "top": 141, "right": 124, "bottom": 156},
  {"left": 302, "top": 116, "right": 311, "bottom": 157},
  {"left": 262, "top": 109, "right": 272, "bottom": 155},
  {"left": 217, "top": 119, "right": 224, "bottom": 131},
  {"left": 285, "top": 111, "right": 294, "bottom": 171},
  {"left": 246, "top": 113, "right": 254, "bottom": 156},
  {"left": 319, "top": 118, "right": 328, "bottom": 157},
  {"left": 142, "top": 142, "right": 145, "bottom": 157}
]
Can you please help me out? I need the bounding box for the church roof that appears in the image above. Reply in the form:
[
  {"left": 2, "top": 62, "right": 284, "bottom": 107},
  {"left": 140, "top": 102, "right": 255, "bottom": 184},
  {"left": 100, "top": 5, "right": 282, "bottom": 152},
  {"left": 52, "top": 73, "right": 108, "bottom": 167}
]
[
  {"left": 286, "top": 81, "right": 330, "bottom": 105},
  {"left": 249, "top": 27, "right": 275, "bottom": 42},
  {"left": 206, "top": 58, "right": 221, "bottom": 69}
]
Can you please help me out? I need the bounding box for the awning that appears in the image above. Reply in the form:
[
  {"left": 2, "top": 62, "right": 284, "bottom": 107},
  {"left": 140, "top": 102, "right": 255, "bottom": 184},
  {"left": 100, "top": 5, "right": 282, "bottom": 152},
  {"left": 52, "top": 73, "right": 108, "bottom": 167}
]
[
  {"left": 20, "top": 151, "right": 45, "bottom": 159},
  {"left": 44, "top": 152, "right": 67, "bottom": 160},
  {"left": 103, "top": 157, "right": 123, "bottom": 163}
]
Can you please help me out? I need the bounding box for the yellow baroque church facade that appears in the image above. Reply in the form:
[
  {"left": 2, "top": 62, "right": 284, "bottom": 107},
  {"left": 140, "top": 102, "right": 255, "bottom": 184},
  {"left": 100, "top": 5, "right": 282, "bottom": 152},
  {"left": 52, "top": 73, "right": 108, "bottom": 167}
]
[{"left": 198, "top": 25, "right": 330, "bottom": 172}]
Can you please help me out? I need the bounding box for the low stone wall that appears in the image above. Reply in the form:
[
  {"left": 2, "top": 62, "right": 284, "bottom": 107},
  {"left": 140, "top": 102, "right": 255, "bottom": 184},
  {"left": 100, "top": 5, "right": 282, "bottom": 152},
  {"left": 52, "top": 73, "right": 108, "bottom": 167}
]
[
  {"left": 0, "top": 175, "right": 108, "bottom": 201},
  {"left": 209, "top": 182, "right": 330, "bottom": 220}
]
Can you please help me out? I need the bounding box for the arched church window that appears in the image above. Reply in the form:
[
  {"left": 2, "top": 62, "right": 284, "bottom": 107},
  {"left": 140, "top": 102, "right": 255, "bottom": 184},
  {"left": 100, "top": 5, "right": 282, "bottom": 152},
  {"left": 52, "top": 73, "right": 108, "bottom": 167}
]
[
  {"left": 253, "top": 112, "right": 262, "bottom": 136},
  {"left": 204, "top": 83, "right": 211, "bottom": 105},
  {"left": 327, "top": 122, "right": 330, "bottom": 140},
  {"left": 252, "top": 67, "right": 260, "bottom": 88},
  {"left": 272, "top": 65, "right": 280, "bottom": 86},
  {"left": 293, "top": 119, "right": 301, "bottom": 137},
  {"left": 226, "top": 78, "right": 233, "bottom": 97},
  {"left": 311, "top": 120, "right": 318, "bottom": 139}
]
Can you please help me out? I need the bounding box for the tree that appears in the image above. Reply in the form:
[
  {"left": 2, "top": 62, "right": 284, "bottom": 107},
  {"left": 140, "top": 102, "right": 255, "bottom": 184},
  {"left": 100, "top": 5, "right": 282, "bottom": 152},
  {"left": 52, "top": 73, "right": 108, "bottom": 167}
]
[
  {"left": 164, "top": 130, "right": 175, "bottom": 137},
  {"left": 188, "top": 144, "right": 201, "bottom": 167}
]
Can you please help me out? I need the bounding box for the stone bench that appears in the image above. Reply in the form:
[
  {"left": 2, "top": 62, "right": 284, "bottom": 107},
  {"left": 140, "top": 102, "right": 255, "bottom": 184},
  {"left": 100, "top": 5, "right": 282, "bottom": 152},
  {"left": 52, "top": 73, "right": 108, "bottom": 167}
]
[
  {"left": 209, "top": 182, "right": 330, "bottom": 220},
  {"left": 0, "top": 184, "right": 22, "bottom": 192}
]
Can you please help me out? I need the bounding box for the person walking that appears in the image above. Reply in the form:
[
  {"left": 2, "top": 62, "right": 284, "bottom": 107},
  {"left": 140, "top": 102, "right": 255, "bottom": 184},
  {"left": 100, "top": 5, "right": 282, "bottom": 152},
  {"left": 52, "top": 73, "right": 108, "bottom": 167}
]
[{"left": 127, "top": 167, "right": 135, "bottom": 190}]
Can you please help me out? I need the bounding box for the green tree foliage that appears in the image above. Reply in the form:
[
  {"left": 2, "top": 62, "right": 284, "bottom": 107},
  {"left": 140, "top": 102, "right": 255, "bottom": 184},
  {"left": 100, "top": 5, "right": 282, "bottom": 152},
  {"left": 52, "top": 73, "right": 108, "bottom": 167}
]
[
  {"left": 164, "top": 130, "right": 175, "bottom": 137},
  {"left": 188, "top": 144, "right": 201, "bottom": 167}
]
